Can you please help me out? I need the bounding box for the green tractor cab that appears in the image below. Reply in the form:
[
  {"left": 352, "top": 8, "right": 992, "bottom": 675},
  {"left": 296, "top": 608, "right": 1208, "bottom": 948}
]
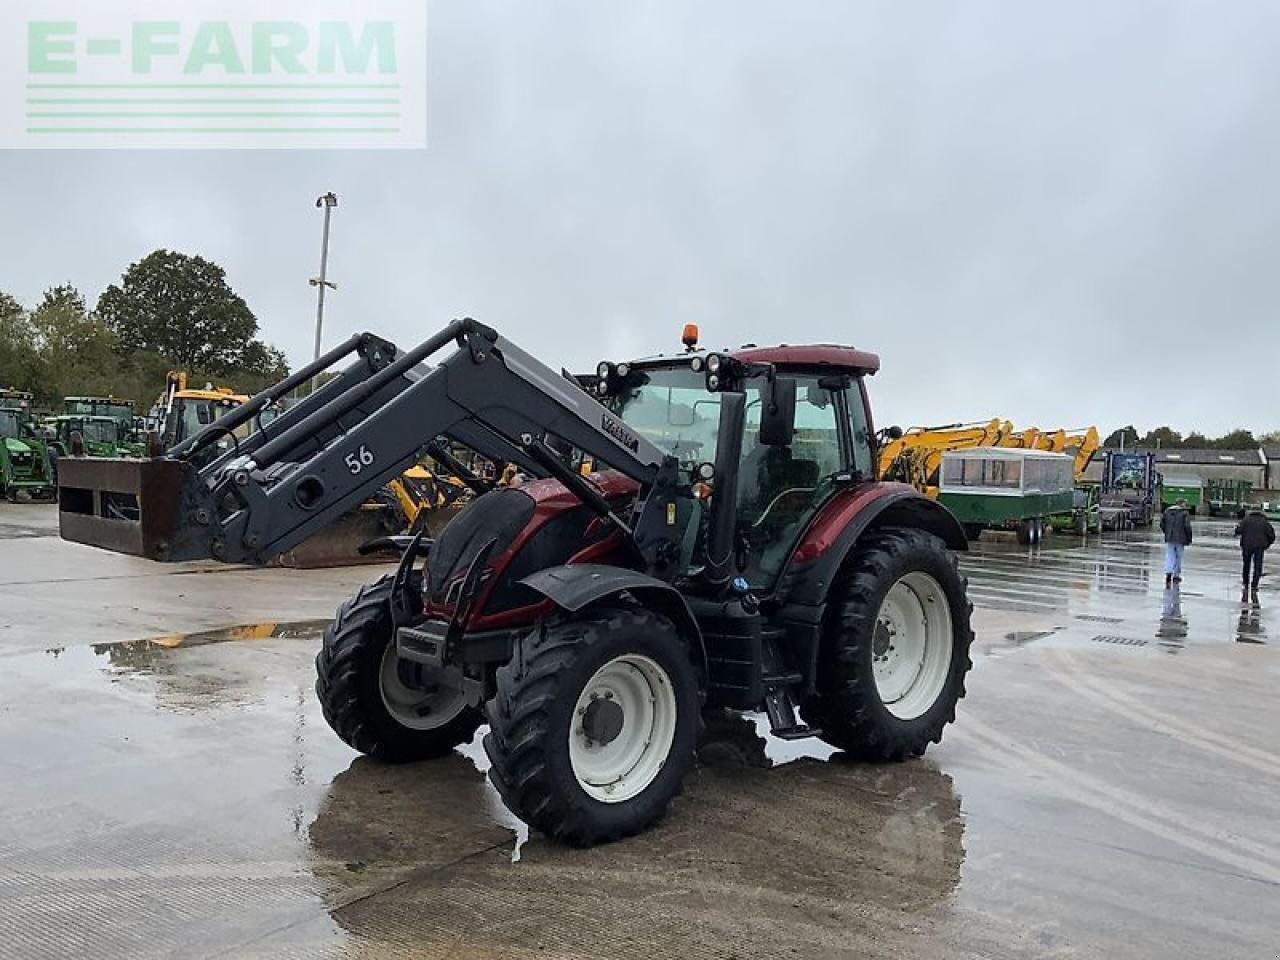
[
  {"left": 0, "top": 400, "right": 57, "bottom": 502},
  {"left": 47, "top": 415, "right": 145, "bottom": 462},
  {"left": 1049, "top": 482, "right": 1102, "bottom": 535},
  {"left": 63, "top": 396, "right": 140, "bottom": 439}
]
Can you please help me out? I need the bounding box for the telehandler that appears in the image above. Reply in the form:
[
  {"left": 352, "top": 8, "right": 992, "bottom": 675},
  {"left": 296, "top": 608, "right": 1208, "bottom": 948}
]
[{"left": 59, "top": 320, "right": 973, "bottom": 845}]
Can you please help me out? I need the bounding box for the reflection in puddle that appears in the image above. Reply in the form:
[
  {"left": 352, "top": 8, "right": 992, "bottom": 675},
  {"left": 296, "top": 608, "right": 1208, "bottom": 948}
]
[
  {"left": 1236, "top": 604, "right": 1267, "bottom": 644},
  {"left": 306, "top": 709, "right": 966, "bottom": 958},
  {"left": 1156, "top": 585, "right": 1187, "bottom": 651}
]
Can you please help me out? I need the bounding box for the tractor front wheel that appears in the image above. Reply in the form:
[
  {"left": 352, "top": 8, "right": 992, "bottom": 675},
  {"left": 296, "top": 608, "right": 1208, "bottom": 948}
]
[
  {"left": 484, "top": 607, "right": 699, "bottom": 845},
  {"left": 803, "top": 527, "right": 973, "bottom": 761},
  {"left": 315, "top": 574, "right": 484, "bottom": 763}
]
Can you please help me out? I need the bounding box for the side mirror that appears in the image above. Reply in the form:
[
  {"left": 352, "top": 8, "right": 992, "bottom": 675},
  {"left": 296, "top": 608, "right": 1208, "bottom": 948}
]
[
  {"left": 886, "top": 425, "right": 904, "bottom": 441},
  {"left": 759, "top": 376, "right": 796, "bottom": 446}
]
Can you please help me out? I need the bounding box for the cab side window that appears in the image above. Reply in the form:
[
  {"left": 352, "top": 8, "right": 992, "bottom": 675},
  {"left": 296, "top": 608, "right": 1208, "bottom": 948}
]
[{"left": 847, "top": 382, "right": 874, "bottom": 478}]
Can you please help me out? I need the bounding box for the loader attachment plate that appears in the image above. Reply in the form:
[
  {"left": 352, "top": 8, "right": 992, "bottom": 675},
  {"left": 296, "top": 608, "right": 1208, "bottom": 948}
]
[{"left": 57, "top": 456, "right": 202, "bottom": 562}]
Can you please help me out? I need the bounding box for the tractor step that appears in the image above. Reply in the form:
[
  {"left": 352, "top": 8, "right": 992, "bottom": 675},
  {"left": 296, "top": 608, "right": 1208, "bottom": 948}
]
[{"left": 769, "top": 723, "right": 821, "bottom": 741}]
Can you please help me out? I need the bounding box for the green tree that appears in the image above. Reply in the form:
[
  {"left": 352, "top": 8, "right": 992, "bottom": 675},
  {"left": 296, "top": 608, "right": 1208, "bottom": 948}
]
[
  {"left": 1183, "top": 432, "right": 1209, "bottom": 448},
  {"left": 0, "top": 291, "right": 39, "bottom": 392},
  {"left": 30, "top": 285, "right": 121, "bottom": 404},
  {"left": 96, "top": 250, "right": 284, "bottom": 377},
  {"left": 1259, "top": 430, "right": 1280, "bottom": 446},
  {"left": 1103, "top": 425, "right": 1138, "bottom": 448},
  {"left": 1140, "top": 426, "right": 1182, "bottom": 448},
  {"left": 1211, "top": 428, "right": 1258, "bottom": 450}
]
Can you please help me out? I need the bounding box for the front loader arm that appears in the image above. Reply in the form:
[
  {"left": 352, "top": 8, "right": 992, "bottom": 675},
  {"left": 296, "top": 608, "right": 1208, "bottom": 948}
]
[{"left": 62, "top": 318, "right": 674, "bottom": 566}]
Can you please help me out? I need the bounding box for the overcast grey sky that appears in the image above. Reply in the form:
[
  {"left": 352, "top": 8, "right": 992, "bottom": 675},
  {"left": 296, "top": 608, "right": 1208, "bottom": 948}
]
[{"left": 2, "top": 1, "right": 1278, "bottom": 436}]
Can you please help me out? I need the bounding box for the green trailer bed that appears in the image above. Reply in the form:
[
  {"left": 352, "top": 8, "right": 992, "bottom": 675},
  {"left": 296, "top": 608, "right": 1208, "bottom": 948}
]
[
  {"left": 939, "top": 447, "right": 1075, "bottom": 545},
  {"left": 1160, "top": 474, "right": 1204, "bottom": 514}
]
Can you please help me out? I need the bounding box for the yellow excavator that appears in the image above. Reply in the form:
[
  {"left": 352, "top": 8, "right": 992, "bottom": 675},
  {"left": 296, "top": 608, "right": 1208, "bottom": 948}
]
[
  {"left": 878, "top": 419, "right": 1012, "bottom": 498},
  {"left": 879, "top": 420, "right": 1099, "bottom": 498},
  {"left": 1061, "top": 427, "right": 1100, "bottom": 480},
  {"left": 153, "top": 372, "right": 255, "bottom": 450}
]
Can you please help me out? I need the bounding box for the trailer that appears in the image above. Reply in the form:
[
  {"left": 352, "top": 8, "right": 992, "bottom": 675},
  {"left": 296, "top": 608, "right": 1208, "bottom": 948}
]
[
  {"left": 939, "top": 447, "right": 1075, "bottom": 545},
  {"left": 1160, "top": 474, "right": 1204, "bottom": 515},
  {"left": 1206, "top": 478, "right": 1252, "bottom": 518}
]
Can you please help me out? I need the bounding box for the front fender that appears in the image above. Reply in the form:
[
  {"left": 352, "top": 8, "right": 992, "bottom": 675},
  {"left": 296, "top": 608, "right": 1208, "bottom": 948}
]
[
  {"left": 778, "top": 483, "right": 966, "bottom": 609},
  {"left": 519, "top": 563, "right": 706, "bottom": 672}
]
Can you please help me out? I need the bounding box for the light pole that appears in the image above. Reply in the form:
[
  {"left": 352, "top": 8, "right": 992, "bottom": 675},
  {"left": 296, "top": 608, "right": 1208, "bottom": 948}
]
[{"left": 309, "top": 192, "right": 339, "bottom": 363}]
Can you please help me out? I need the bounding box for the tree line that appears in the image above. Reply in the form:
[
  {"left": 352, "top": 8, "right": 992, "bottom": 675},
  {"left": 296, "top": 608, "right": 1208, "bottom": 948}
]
[
  {"left": 0, "top": 250, "right": 289, "bottom": 413},
  {"left": 1102, "top": 425, "right": 1280, "bottom": 450}
]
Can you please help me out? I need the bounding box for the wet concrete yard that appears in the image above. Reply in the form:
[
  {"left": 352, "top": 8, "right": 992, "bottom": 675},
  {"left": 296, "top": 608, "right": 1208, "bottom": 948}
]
[{"left": 1, "top": 503, "right": 1278, "bottom": 958}]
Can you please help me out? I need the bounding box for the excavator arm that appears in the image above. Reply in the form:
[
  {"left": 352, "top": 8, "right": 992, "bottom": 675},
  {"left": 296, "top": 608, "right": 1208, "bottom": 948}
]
[{"left": 59, "top": 319, "right": 680, "bottom": 567}]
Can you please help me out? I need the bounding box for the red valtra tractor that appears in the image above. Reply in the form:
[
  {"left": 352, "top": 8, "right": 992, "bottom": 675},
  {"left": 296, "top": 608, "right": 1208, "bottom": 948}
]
[{"left": 59, "top": 320, "right": 974, "bottom": 845}]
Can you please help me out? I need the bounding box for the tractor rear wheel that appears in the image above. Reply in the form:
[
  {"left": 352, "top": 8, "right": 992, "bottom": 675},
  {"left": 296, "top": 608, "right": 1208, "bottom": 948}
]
[
  {"left": 316, "top": 573, "right": 484, "bottom": 763},
  {"left": 802, "top": 527, "right": 973, "bottom": 761},
  {"left": 484, "top": 607, "right": 699, "bottom": 845}
]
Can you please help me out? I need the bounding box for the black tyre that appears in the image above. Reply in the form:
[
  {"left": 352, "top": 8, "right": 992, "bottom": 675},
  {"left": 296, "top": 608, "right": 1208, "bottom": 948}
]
[
  {"left": 802, "top": 527, "right": 974, "bottom": 761},
  {"left": 315, "top": 573, "right": 484, "bottom": 763},
  {"left": 484, "top": 607, "right": 699, "bottom": 846}
]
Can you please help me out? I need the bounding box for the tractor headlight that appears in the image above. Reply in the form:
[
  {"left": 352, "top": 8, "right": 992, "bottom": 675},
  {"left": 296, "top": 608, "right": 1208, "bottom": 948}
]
[
  {"left": 690, "top": 356, "right": 704, "bottom": 372},
  {"left": 615, "top": 362, "right": 630, "bottom": 378},
  {"left": 707, "top": 374, "right": 720, "bottom": 390},
  {"left": 596, "top": 379, "right": 610, "bottom": 396},
  {"left": 706, "top": 353, "right": 722, "bottom": 374},
  {"left": 596, "top": 361, "right": 612, "bottom": 380}
]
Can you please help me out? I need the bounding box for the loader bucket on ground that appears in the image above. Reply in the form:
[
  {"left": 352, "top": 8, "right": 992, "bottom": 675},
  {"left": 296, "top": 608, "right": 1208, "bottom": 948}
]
[
  {"left": 57, "top": 456, "right": 203, "bottom": 562},
  {"left": 272, "top": 503, "right": 403, "bottom": 569}
]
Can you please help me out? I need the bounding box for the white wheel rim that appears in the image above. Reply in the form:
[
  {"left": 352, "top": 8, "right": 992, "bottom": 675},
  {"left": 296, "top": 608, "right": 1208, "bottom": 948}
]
[
  {"left": 871, "top": 572, "right": 955, "bottom": 721},
  {"left": 568, "top": 654, "right": 677, "bottom": 803},
  {"left": 378, "top": 644, "right": 468, "bottom": 731}
]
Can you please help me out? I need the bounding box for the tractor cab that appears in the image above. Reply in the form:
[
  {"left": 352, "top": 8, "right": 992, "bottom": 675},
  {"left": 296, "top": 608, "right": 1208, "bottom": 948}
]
[
  {"left": 0, "top": 409, "right": 22, "bottom": 440},
  {"left": 598, "top": 342, "right": 879, "bottom": 592},
  {"left": 63, "top": 396, "right": 138, "bottom": 441},
  {"left": 49, "top": 415, "right": 130, "bottom": 458}
]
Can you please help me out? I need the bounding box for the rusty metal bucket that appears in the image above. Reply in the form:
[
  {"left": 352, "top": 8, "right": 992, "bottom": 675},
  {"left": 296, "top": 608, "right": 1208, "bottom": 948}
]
[{"left": 57, "top": 456, "right": 200, "bottom": 561}]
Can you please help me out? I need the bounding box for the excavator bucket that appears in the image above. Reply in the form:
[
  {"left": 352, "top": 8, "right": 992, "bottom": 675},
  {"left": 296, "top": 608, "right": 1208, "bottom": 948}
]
[{"left": 271, "top": 503, "right": 402, "bottom": 569}]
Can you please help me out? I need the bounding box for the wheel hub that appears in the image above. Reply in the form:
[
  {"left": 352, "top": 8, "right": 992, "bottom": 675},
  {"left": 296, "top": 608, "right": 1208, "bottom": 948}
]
[
  {"left": 568, "top": 653, "right": 678, "bottom": 804},
  {"left": 871, "top": 572, "right": 955, "bottom": 721},
  {"left": 581, "top": 696, "right": 625, "bottom": 746}
]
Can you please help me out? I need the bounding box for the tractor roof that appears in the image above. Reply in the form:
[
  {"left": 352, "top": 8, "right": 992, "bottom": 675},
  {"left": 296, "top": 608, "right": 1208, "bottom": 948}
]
[{"left": 729, "top": 344, "right": 880, "bottom": 374}]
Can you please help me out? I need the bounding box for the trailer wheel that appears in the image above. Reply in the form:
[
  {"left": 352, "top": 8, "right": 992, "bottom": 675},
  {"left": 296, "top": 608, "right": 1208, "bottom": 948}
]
[
  {"left": 315, "top": 574, "right": 483, "bottom": 763},
  {"left": 802, "top": 527, "right": 973, "bottom": 761},
  {"left": 484, "top": 607, "right": 699, "bottom": 845}
]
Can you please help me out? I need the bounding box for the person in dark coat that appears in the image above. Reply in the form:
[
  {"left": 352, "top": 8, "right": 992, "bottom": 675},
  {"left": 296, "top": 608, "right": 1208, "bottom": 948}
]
[
  {"left": 1234, "top": 508, "right": 1276, "bottom": 604},
  {"left": 1159, "top": 499, "right": 1193, "bottom": 587}
]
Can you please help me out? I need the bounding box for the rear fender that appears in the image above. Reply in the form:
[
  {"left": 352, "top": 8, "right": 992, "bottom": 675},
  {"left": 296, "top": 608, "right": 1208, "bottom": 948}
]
[
  {"left": 778, "top": 482, "right": 966, "bottom": 609},
  {"left": 519, "top": 563, "right": 707, "bottom": 677}
]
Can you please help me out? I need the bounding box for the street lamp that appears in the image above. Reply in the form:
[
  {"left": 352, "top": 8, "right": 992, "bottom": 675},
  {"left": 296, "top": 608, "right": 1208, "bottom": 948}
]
[{"left": 309, "top": 192, "right": 339, "bottom": 363}]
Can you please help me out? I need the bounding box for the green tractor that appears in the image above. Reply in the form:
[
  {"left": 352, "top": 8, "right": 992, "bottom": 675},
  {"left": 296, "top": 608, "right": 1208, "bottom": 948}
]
[
  {"left": 62, "top": 396, "right": 141, "bottom": 441},
  {"left": 47, "top": 415, "right": 145, "bottom": 462},
  {"left": 1049, "top": 483, "right": 1102, "bottom": 535},
  {"left": 0, "top": 390, "right": 56, "bottom": 502}
]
